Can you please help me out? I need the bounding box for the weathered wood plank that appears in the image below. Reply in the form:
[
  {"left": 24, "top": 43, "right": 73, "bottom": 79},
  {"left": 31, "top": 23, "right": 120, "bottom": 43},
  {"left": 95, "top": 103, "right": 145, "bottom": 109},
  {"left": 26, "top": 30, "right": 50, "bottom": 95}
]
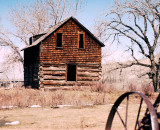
[
  {"left": 43, "top": 66, "right": 65, "bottom": 71},
  {"left": 42, "top": 81, "right": 76, "bottom": 86},
  {"left": 43, "top": 75, "right": 65, "bottom": 80},
  {"left": 78, "top": 64, "right": 101, "bottom": 68},
  {"left": 77, "top": 68, "right": 101, "bottom": 72},
  {"left": 77, "top": 71, "right": 101, "bottom": 75},
  {"left": 43, "top": 71, "right": 52, "bottom": 75},
  {"left": 77, "top": 72, "right": 100, "bottom": 77},
  {"left": 42, "top": 62, "right": 65, "bottom": 65},
  {"left": 43, "top": 71, "right": 65, "bottom": 76},
  {"left": 41, "top": 62, "right": 66, "bottom": 67},
  {"left": 52, "top": 71, "right": 66, "bottom": 76}
]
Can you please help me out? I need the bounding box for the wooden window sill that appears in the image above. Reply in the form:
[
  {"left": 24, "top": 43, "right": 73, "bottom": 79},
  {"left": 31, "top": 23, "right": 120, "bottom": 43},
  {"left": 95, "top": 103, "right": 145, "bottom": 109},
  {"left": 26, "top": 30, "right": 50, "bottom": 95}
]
[
  {"left": 56, "top": 47, "right": 63, "bottom": 50},
  {"left": 78, "top": 48, "right": 85, "bottom": 50}
]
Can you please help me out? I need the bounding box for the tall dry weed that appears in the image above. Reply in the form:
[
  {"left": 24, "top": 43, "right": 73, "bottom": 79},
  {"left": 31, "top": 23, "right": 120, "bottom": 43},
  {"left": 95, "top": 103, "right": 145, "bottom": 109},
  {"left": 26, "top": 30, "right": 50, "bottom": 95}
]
[
  {"left": 141, "top": 83, "right": 154, "bottom": 97},
  {"left": 127, "top": 83, "right": 137, "bottom": 92},
  {"left": 90, "top": 82, "right": 114, "bottom": 93}
]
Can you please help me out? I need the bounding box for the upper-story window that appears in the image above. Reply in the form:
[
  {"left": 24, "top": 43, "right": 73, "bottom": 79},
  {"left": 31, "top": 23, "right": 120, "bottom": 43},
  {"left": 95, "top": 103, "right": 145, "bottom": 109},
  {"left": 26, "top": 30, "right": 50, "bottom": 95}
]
[
  {"left": 79, "top": 33, "right": 85, "bottom": 48},
  {"left": 56, "top": 33, "right": 62, "bottom": 47}
]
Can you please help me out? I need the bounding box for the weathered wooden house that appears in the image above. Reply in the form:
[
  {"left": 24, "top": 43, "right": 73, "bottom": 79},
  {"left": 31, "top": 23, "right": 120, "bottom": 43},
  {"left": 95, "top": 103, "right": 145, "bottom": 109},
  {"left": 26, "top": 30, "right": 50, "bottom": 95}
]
[{"left": 22, "top": 17, "right": 104, "bottom": 89}]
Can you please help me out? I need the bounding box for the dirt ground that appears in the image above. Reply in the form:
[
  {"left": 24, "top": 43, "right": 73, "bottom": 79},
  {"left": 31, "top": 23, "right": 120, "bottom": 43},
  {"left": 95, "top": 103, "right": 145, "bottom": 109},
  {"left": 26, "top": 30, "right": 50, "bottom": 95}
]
[
  {"left": 0, "top": 105, "right": 108, "bottom": 130},
  {"left": 0, "top": 92, "right": 159, "bottom": 130}
]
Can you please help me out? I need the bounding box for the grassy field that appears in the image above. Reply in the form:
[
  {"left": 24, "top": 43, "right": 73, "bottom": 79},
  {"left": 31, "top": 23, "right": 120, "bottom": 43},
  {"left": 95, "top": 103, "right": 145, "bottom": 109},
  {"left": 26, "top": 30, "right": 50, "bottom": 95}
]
[{"left": 0, "top": 88, "right": 159, "bottom": 129}]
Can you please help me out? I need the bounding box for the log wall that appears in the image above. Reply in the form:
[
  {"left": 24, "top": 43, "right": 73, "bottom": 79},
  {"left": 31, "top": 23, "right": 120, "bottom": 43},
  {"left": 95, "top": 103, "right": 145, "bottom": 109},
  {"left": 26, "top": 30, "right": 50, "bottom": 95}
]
[
  {"left": 24, "top": 18, "right": 103, "bottom": 89},
  {"left": 39, "top": 63, "right": 101, "bottom": 89}
]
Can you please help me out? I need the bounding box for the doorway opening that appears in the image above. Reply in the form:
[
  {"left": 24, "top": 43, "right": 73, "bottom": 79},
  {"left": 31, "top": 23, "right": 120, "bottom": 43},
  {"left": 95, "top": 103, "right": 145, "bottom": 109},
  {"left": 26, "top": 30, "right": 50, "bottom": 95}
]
[{"left": 67, "top": 64, "right": 76, "bottom": 81}]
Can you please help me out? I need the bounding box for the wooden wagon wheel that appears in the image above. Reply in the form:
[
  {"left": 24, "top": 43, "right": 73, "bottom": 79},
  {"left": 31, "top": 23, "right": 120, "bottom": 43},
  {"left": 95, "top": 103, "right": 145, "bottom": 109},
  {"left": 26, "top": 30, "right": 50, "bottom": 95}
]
[{"left": 105, "top": 91, "right": 159, "bottom": 130}]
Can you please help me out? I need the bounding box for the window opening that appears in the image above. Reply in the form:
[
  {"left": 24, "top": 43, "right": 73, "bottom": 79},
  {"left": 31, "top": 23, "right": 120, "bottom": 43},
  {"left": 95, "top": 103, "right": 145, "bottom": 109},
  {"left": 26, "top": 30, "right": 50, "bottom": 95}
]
[
  {"left": 79, "top": 34, "right": 84, "bottom": 48},
  {"left": 57, "top": 33, "right": 62, "bottom": 47}
]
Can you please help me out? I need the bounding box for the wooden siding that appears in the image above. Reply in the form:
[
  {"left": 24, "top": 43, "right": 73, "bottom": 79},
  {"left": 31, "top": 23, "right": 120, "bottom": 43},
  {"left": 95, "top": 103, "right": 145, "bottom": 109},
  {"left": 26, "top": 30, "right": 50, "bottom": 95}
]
[
  {"left": 24, "top": 18, "right": 102, "bottom": 89},
  {"left": 40, "top": 19, "right": 101, "bottom": 64}
]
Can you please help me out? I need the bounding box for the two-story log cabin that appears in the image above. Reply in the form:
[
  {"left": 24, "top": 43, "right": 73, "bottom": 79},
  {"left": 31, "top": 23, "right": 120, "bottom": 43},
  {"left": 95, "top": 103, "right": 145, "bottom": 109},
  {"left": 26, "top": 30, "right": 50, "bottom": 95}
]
[{"left": 22, "top": 17, "right": 104, "bottom": 90}]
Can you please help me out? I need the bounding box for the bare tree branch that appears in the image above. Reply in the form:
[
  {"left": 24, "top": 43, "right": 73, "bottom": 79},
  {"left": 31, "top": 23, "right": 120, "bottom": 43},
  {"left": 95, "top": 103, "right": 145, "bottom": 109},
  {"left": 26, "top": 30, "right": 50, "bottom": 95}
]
[
  {"left": 99, "top": 0, "right": 160, "bottom": 91},
  {"left": 0, "top": 0, "right": 85, "bottom": 65}
]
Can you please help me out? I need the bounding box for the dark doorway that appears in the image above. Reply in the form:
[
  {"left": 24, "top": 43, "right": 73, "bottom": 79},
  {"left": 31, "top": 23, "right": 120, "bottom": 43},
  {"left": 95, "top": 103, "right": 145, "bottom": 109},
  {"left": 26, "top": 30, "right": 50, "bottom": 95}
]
[{"left": 67, "top": 64, "right": 76, "bottom": 81}]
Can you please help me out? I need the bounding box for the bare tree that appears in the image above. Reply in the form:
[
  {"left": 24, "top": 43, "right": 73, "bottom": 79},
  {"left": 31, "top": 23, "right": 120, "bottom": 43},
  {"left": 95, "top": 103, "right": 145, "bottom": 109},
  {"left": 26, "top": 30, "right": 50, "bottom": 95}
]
[
  {"left": 0, "top": 32, "right": 23, "bottom": 64},
  {"left": 9, "top": 0, "right": 84, "bottom": 45},
  {"left": 98, "top": 0, "right": 160, "bottom": 91},
  {"left": 0, "top": 0, "right": 85, "bottom": 64}
]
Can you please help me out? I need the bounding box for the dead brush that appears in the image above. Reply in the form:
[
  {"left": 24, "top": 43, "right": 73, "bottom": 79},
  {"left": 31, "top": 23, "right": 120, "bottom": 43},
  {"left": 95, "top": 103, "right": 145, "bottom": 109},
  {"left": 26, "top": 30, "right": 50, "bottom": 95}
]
[
  {"left": 0, "top": 88, "right": 65, "bottom": 108},
  {"left": 90, "top": 82, "right": 106, "bottom": 93},
  {"left": 0, "top": 87, "right": 109, "bottom": 108},
  {"left": 141, "top": 83, "right": 154, "bottom": 97},
  {"left": 127, "top": 83, "right": 137, "bottom": 92},
  {"left": 90, "top": 82, "right": 114, "bottom": 93}
]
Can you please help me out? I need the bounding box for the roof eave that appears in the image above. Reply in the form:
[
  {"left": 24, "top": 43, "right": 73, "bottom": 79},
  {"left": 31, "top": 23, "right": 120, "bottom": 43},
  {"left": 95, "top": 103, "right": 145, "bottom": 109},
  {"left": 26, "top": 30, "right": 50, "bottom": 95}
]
[{"left": 21, "top": 16, "right": 105, "bottom": 50}]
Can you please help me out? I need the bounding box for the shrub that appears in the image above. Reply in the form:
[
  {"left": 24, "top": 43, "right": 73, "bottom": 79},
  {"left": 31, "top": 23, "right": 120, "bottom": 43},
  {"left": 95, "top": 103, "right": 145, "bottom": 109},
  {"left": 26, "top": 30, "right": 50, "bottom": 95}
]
[
  {"left": 141, "top": 83, "right": 154, "bottom": 97},
  {"left": 127, "top": 83, "right": 137, "bottom": 92}
]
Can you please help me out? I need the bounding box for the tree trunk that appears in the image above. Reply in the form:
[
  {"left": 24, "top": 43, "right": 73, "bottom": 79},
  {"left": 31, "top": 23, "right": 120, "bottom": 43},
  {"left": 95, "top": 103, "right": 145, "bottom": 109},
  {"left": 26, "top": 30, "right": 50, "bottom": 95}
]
[
  {"left": 150, "top": 54, "right": 158, "bottom": 92},
  {"left": 151, "top": 64, "right": 160, "bottom": 92},
  {"left": 152, "top": 73, "right": 158, "bottom": 92}
]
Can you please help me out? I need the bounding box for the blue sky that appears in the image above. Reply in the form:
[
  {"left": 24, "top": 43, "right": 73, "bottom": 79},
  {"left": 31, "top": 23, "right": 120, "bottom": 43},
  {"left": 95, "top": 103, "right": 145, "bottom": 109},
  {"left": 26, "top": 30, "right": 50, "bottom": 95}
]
[
  {"left": 0, "top": 0, "right": 113, "bottom": 31},
  {"left": 0, "top": 0, "right": 131, "bottom": 64},
  {"left": 0, "top": 0, "right": 133, "bottom": 80},
  {"left": 76, "top": 0, "right": 113, "bottom": 31}
]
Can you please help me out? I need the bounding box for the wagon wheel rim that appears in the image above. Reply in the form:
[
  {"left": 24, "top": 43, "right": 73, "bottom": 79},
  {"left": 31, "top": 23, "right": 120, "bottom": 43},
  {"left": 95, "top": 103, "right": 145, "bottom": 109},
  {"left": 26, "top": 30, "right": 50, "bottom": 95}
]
[{"left": 105, "top": 91, "right": 159, "bottom": 130}]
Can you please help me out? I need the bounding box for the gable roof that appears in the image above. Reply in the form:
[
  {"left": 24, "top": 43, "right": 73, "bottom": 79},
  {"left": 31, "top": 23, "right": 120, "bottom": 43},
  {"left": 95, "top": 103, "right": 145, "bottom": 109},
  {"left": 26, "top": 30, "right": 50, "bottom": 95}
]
[{"left": 22, "top": 17, "right": 104, "bottom": 50}]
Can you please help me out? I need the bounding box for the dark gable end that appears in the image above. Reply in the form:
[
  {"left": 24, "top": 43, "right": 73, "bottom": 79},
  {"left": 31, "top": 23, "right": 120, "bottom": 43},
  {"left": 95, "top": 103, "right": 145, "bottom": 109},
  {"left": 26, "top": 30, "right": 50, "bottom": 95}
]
[{"left": 22, "top": 17, "right": 104, "bottom": 50}]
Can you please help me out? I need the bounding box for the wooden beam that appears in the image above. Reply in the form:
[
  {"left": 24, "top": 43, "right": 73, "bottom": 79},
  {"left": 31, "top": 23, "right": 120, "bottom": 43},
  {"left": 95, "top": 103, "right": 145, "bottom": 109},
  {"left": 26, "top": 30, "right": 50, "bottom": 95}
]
[
  {"left": 43, "top": 71, "right": 65, "bottom": 76},
  {"left": 77, "top": 68, "right": 101, "bottom": 72},
  {"left": 43, "top": 66, "right": 65, "bottom": 71},
  {"left": 42, "top": 81, "right": 76, "bottom": 86},
  {"left": 77, "top": 72, "right": 100, "bottom": 77},
  {"left": 43, "top": 75, "right": 65, "bottom": 80}
]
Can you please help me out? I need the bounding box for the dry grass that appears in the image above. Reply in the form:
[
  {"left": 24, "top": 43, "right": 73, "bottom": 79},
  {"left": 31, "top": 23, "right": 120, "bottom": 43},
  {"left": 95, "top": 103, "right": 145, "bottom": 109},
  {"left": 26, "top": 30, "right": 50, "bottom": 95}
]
[
  {"left": 0, "top": 88, "right": 124, "bottom": 129},
  {"left": 0, "top": 83, "right": 158, "bottom": 129},
  {"left": 0, "top": 105, "right": 109, "bottom": 129},
  {"left": 0, "top": 93, "right": 158, "bottom": 130},
  {"left": 0, "top": 86, "right": 122, "bottom": 109}
]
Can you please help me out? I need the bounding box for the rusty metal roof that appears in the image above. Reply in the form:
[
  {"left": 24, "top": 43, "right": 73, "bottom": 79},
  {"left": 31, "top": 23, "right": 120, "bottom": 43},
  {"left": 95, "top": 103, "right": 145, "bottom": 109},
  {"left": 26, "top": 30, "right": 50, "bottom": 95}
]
[{"left": 21, "top": 16, "right": 104, "bottom": 50}]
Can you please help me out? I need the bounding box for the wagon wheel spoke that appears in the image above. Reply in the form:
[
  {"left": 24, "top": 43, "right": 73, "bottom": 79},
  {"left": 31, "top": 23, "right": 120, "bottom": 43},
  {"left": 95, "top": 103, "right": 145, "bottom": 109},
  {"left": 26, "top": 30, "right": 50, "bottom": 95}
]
[
  {"left": 125, "top": 95, "right": 129, "bottom": 128},
  {"left": 115, "top": 107, "right": 128, "bottom": 130},
  {"left": 106, "top": 92, "right": 159, "bottom": 130},
  {"left": 135, "top": 98, "right": 143, "bottom": 130}
]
